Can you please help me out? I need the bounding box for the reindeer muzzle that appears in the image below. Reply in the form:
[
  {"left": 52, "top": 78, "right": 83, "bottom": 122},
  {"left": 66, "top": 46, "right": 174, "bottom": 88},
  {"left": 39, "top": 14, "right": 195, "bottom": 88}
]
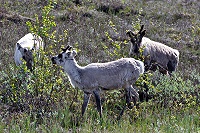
[{"left": 51, "top": 57, "right": 56, "bottom": 64}]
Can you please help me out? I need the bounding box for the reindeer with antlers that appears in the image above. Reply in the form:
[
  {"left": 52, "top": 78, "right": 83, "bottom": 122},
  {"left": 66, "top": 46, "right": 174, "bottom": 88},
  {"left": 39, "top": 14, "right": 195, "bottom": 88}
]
[
  {"left": 51, "top": 45, "right": 144, "bottom": 118},
  {"left": 127, "top": 25, "right": 179, "bottom": 75}
]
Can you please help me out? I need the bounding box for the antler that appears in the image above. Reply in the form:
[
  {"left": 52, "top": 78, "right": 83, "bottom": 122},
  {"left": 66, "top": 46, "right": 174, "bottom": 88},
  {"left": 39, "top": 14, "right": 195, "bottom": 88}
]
[
  {"left": 126, "top": 30, "right": 136, "bottom": 37},
  {"left": 127, "top": 25, "right": 145, "bottom": 38},
  {"left": 62, "top": 45, "right": 72, "bottom": 52},
  {"left": 138, "top": 25, "right": 144, "bottom": 34}
]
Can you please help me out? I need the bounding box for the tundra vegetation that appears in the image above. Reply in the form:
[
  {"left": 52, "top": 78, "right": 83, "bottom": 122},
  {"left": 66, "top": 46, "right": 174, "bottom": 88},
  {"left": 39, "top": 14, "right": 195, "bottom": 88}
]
[{"left": 0, "top": 0, "right": 199, "bottom": 132}]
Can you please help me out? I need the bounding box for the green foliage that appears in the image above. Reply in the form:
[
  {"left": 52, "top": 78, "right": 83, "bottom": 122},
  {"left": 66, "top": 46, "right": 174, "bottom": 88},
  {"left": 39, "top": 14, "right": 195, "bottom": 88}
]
[
  {"left": 0, "top": 0, "right": 199, "bottom": 132},
  {"left": 0, "top": 0, "right": 71, "bottom": 121},
  {"left": 102, "top": 20, "right": 128, "bottom": 59},
  {"left": 25, "top": 0, "right": 62, "bottom": 107},
  {"left": 150, "top": 71, "right": 199, "bottom": 111},
  {"left": 132, "top": 8, "right": 143, "bottom": 30},
  {"left": 26, "top": 0, "right": 57, "bottom": 40},
  {"left": 0, "top": 63, "right": 29, "bottom": 105}
]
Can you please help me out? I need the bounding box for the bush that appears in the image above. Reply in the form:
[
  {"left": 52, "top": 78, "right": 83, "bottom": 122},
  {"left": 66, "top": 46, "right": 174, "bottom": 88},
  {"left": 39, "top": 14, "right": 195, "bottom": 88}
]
[
  {"left": 149, "top": 70, "right": 200, "bottom": 110},
  {"left": 0, "top": 0, "right": 75, "bottom": 122},
  {"left": 0, "top": 1, "right": 199, "bottom": 131}
]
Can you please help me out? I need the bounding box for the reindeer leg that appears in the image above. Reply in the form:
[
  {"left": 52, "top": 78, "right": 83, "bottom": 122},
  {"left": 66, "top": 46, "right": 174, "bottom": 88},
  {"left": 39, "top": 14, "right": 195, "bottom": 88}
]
[
  {"left": 82, "top": 93, "right": 91, "bottom": 116},
  {"left": 117, "top": 93, "right": 127, "bottom": 120},
  {"left": 130, "top": 86, "right": 139, "bottom": 104},
  {"left": 118, "top": 86, "right": 138, "bottom": 120},
  {"left": 126, "top": 86, "right": 139, "bottom": 109},
  {"left": 125, "top": 88, "right": 132, "bottom": 109},
  {"left": 117, "top": 105, "right": 126, "bottom": 120},
  {"left": 93, "top": 89, "right": 102, "bottom": 118}
]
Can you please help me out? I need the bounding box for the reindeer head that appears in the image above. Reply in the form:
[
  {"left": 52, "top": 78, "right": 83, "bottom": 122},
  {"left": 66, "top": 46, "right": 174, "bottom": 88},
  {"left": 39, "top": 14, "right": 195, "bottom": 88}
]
[
  {"left": 51, "top": 45, "right": 76, "bottom": 67},
  {"left": 17, "top": 43, "right": 34, "bottom": 70},
  {"left": 127, "top": 25, "right": 146, "bottom": 55}
]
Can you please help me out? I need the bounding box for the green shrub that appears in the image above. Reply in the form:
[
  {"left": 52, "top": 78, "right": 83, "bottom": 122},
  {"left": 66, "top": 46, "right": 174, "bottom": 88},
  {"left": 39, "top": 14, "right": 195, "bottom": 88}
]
[
  {"left": 0, "top": 0, "right": 74, "bottom": 121},
  {"left": 0, "top": 1, "right": 199, "bottom": 132},
  {"left": 149, "top": 70, "right": 199, "bottom": 111}
]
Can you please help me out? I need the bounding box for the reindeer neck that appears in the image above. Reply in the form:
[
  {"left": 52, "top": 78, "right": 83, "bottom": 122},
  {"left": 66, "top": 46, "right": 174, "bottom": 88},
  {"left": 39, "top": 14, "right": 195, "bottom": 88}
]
[
  {"left": 63, "top": 59, "right": 82, "bottom": 87},
  {"left": 134, "top": 44, "right": 140, "bottom": 53},
  {"left": 134, "top": 38, "right": 143, "bottom": 53},
  {"left": 64, "top": 59, "right": 80, "bottom": 73}
]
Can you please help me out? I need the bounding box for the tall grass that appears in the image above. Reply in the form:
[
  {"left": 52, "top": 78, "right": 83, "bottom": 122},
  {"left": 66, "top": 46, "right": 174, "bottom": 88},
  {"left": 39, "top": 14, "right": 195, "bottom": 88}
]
[
  {"left": 0, "top": 0, "right": 199, "bottom": 132},
  {"left": 2, "top": 99, "right": 199, "bottom": 132},
  {"left": 1, "top": 68, "right": 199, "bottom": 132}
]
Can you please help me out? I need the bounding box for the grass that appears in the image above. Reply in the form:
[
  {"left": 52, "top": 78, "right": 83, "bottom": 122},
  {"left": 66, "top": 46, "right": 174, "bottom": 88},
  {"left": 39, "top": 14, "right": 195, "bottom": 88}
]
[
  {"left": 0, "top": 0, "right": 200, "bottom": 132},
  {"left": 2, "top": 102, "right": 199, "bottom": 132}
]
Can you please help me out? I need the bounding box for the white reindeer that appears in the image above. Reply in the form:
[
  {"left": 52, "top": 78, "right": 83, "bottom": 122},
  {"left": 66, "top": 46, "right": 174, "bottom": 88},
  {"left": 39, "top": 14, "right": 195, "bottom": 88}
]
[
  {"left": 127, "top": 25, "right": 179, "bottom": 75},
  {"left": 51, "top": 45, "right": 144, "bottom": 118},
  {"left": 14, "top": 33, "right": 44, "bottom": 71}
]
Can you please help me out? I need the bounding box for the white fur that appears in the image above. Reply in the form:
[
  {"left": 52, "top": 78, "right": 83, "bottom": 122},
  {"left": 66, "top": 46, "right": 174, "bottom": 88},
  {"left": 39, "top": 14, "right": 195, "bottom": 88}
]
[
  {"left": 143, "top": 37, "right": 179, "bottom": 68},
  {"left": 14, "top": 33, "right": 44, "bottom": 66},
  {"left": 52, "top": 48, "right": 144, "bottom": 117},
  {"left": 130, "top": 37, "right": 179, "bottom": 72},
  {"left": 52, "top": 50, "right": 144, "bottom": 94}
]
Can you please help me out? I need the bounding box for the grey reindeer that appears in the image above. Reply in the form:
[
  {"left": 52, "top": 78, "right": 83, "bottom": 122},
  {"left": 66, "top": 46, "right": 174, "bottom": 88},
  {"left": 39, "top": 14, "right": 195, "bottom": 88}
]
[
  {"left": 127, "top": 25, "right": 179, "bottom": 75},
  {"left": 51, "top": 45, "right": 144, "bottom": 118}
]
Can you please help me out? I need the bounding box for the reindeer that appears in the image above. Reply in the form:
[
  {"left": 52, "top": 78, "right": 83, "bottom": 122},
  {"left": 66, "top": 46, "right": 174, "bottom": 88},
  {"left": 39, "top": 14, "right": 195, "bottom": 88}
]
[
  {"left": 127, "top": 25, "right": 179, "bottom": 75},
  {"left": 14, "top": 33, "right": 44, "bottom": 71},
  {"left": 51, "top": 45, "right": 144, "bottom": 118}
]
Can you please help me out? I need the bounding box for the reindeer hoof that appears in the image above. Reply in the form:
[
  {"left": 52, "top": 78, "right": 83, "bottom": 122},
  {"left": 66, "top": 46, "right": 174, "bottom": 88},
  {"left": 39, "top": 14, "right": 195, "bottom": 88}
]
[
  {"left": 128, "top": 105, "right": 133, "bottom": 109},
  {"left": 128, "top": 102, "right": 134, "bottom": 109},
  {"left": 128, "top": 95, "right": 138, "bottom": 109}
]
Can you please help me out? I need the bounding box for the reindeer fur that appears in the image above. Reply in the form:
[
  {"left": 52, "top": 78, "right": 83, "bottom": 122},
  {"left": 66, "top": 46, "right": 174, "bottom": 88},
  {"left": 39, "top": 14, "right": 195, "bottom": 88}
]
[
  {"left": 14, "top": 33, "right": 44, "bottom": 70},
  {"left": 127, "top": 25, "right": 179, "bottom": 74},
  {"left": 51, "top": 45, "right": 144, "bottom": 118}
]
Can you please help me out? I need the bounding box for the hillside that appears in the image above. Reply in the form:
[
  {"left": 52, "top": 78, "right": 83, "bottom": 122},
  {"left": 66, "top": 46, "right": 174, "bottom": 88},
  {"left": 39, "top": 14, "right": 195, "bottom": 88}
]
[
  {"left": 0, "top": 0, "right": 199, "bottom": 132},
  {"left": 0, "top": 0, "right": 199, "bottom": 71}
]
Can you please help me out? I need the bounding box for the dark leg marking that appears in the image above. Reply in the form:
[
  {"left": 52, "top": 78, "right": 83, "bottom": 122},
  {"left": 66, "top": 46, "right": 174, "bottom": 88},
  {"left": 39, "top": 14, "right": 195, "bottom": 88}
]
[
  {"left": 167, "top": 60, "right": 175, "bottom": 72},
  {"left": 117, "top": 103, "right": 126, "bottom": 120},
  {"left": 93, "top": 89, "right": 102, "bottom": 118},
  {"left": 82, "top": 93, "right": 91, "bottom": 116}
]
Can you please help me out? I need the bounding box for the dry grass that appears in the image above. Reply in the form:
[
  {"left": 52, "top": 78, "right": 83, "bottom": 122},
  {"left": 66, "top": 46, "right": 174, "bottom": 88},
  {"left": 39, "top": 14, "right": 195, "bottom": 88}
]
[
  {"left": 0, "top": 0, "right": 199, "bottom": 70},
  {"left": 0, "top": 0, "right": 199, "bottom": 132}
]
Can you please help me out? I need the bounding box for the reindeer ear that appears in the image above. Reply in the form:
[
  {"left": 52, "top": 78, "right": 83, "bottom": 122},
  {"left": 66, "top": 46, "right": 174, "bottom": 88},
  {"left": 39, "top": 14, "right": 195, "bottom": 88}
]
[
  {"left": 72, "top": 50, "right": 77, "bottom": 57},
  {"left": 17, "top": 43, "right": 22, "bottom": 50},
  {"left": 126, "top": 30, "right": 135, "bottom": 38},
  {"left": 62, "top": 48, "right": 67, "bottom": 52},
  {"left": 65, "top": 45, "right": 70, "bottom": 50},
  {"left": 66, "top": 45, "right": 73, "bottom": 51}
]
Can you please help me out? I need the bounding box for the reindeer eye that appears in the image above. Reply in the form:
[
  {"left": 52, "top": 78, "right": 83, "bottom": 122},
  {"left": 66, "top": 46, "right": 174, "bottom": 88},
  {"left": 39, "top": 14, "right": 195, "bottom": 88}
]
[
  {"left": 131, "top": 38, "right": 136, "bottom": 42},
  {"left": 24, "top": 49, "right": 27, "bottom": 52},
  {"left": 58, "top": 54, "right": 62, "bottom": 58},
  {"left": 67, "top": 52, "right": 71, "bottom": 57}
]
